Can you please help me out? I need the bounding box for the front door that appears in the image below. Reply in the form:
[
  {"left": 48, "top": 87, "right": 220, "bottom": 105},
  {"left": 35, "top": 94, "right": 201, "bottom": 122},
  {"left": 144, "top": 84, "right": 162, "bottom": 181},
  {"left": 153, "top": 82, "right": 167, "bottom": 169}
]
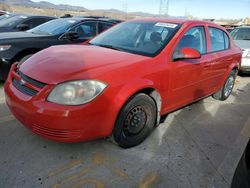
[{"left": 166, "top": 26, "right": 208, "bottom": 111}]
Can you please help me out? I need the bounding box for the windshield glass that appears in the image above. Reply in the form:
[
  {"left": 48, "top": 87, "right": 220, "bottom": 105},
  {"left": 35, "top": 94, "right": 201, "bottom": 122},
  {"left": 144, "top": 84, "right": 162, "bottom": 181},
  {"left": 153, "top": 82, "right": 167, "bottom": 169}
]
[
  {"left": 0, "top": 14, "right": 14, "bottom": 21},
  {"left": 89, "top": 21, "right": 180, "bottom": 57},
  {"left": 231, "top": 28, "right": 250, "bottom": 40},
  {"left": 28, "top": 19, "right": 77, "bottom": 35},
  {"left": 0, "top": 15, "right": 27, "bottom": 27}
]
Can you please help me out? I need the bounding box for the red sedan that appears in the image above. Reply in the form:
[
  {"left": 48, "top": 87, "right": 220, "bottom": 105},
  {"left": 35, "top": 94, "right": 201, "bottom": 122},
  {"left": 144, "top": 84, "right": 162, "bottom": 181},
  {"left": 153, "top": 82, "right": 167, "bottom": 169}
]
[{"left": 4, "top": 19, "right": 241, "bottom": 148}]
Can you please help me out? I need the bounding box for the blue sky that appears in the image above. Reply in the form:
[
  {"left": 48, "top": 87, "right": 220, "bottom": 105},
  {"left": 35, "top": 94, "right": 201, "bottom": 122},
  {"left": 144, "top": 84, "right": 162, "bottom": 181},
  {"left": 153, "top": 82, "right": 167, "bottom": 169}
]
[{"left": 32, "top": 0, "right": 250, "bottom": 19}]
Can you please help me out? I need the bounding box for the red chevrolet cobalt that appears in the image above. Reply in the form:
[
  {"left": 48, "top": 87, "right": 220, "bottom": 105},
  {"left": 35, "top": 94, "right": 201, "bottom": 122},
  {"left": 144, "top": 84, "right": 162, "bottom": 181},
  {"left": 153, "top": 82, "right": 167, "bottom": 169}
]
[{"left": 4, "top": 19, "right": 241, "bottom": 148}]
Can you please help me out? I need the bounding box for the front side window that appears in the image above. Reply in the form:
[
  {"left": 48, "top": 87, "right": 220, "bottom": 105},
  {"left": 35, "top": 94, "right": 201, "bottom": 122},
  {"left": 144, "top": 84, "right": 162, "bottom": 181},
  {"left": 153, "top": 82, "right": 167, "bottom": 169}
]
[
  {"left": 71, "top": 22, "right": 97, "bottom": 39},
  {"left": 89, "top": 21, "right": 181, "bottom": 57},
  {"left": 98, "top": 22, "right": 113, "bottom": 33},
  {"left": 208, "top": 27, "right": 230, "bottom": 52},
  {"left": 175, "top": 26, "right": 206, "bottom": 54}
]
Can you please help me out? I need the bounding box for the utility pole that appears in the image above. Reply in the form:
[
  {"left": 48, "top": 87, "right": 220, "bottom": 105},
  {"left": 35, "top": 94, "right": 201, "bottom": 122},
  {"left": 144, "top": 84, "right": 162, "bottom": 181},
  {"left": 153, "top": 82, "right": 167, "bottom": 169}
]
[
  {"left": 122, "top": 2, "right": 128, "bottom": 19},
  {"left": 159, "top": 0, "right": 170, "bottom": 16}
]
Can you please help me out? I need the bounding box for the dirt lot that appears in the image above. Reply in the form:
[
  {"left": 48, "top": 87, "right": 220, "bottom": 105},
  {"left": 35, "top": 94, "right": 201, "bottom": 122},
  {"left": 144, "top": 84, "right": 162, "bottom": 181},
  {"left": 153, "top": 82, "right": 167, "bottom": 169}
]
[{"left": 0, "top": 75, "right": 250, "bottom": 188}]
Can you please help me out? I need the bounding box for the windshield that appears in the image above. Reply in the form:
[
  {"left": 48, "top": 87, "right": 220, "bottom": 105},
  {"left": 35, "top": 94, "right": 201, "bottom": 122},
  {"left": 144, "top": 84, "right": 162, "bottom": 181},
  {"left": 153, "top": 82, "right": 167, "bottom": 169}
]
[
  {"left": 28, "top": 19, "right": 77, "bottom": 35},
  {"left": 0, "top": 14, "right": 14, "bottom": 21},
  {"left": 89, "top": 21, "right": 181, "bottom": 57},
  {"left": 231, "top": 28, "right": 250, "bottom": 40},
  {"left": 0, "top": 15, "right": 27, "bottom": 27}
]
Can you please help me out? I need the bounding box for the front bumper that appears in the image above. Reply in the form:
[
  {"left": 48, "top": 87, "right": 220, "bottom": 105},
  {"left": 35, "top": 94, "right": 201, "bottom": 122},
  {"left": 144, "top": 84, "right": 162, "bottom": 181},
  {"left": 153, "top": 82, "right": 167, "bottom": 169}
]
[
  {"left": 240, "top": 57, "right": 250, "bottom": 72},
  {"left": 4, "top": 65, "right": 118, "bottom": 142},
  {"left": 0, "top": 58, "right": 12, "bottom": 80}
]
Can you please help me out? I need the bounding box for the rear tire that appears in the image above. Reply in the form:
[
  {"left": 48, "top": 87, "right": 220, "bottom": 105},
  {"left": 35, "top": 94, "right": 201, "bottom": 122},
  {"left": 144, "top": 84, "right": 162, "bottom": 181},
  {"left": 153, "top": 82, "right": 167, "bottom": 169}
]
[
  {"left": 113, "top": 93, "right": 157, "bottom": 148},
  {"left": 212, "top": 70, "right": 236, "bottom": 101}
]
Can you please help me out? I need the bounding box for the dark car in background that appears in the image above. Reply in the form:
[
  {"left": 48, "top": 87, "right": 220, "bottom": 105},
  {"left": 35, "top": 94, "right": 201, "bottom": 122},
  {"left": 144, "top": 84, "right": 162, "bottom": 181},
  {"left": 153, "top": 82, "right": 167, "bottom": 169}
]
[
  {"left": 231, "top": 140, "right": 250, "bottom": 188},
  {"left": 230, "top": 26, "right": 250, "bottom": 73},
  {"left": 0, "top": 10, "right": 8, "bottom": 16},
  {"left": 0, "top": 13, "right": 15, "bottom": 21},
  {"left": 0, "top": 14, "right": 55, "bottom": 32},
  {"left": 0, "top": 17, "right": 121, "bottom": 80}
]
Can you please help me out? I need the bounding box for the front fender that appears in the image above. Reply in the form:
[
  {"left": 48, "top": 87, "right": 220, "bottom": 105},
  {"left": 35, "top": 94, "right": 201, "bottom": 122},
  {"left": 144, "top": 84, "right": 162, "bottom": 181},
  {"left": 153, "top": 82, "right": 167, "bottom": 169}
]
[{"left": 113, "top": 78, "right": 156, "bottom": 110}]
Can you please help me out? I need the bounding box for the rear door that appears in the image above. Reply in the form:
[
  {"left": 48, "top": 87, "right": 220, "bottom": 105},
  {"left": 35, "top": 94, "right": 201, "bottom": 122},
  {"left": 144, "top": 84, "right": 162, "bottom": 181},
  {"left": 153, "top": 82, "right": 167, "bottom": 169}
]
[
  {"left": 167, "top": 25, "right": 209, "bottom": 109},
  {"left": 207, "top": 27, "right": 231, "bottom": 91}
]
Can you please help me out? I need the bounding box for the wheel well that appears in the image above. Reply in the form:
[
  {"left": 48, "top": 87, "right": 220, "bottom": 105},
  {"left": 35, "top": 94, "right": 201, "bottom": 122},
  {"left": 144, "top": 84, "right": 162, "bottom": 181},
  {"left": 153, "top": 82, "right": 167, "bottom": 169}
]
[
  {"left": 133, "top": 88, "right": 162, "bottom": 125},
  {"left": 13, "top": 48, "right": 41, "bottom": 62},
  {"left": 233, "top": 67, "right": 238, "bottom": 71}
]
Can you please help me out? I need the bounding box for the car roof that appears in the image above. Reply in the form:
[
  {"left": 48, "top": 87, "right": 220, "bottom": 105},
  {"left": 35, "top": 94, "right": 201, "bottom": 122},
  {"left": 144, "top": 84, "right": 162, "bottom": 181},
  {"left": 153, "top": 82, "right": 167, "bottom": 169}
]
[
  {"left": 235, "top": 26, "right": 250, "bottom": 28},
  {"left": 58, "top": 17, "right": 121, "bottom": 23},
  {"left": 9, "top": 13, "right": 55, "bottom": 19},
  {"left": 129, "top": 18, "right": 223, "bottom": 28}
]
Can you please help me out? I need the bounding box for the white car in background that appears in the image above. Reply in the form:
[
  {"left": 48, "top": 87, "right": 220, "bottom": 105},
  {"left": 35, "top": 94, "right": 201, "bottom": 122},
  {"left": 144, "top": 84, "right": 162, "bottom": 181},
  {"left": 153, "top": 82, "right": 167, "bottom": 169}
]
[{"left": 231, "top": 26, "right": 250, "bottom": 73}]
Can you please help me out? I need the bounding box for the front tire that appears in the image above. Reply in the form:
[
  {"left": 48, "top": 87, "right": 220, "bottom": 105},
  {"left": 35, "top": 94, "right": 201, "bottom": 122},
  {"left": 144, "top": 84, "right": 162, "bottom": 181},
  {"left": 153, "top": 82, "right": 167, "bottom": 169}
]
[
  {"left": 113, "top": 93, "right": 157, "bottom": 148},
  {"left": 212, "top": 70, "right": 236, "bottom": 101}
]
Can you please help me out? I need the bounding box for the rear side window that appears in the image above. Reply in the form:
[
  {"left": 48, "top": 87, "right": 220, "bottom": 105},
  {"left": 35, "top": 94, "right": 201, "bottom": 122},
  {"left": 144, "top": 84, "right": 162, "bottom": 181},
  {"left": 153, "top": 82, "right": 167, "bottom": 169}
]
[
  {"left": 175, "top": 26, "right": 206, "bottom": 54},
  {"left": 208, "top": 27, "right": 230, "bottom": 52}
]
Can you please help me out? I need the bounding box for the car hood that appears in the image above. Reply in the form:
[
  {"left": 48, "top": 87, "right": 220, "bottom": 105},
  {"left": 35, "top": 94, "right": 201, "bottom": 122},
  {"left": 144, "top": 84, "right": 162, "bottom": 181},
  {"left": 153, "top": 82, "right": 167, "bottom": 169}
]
[
  {"left": 20, "top": 45, "right": 150, "bottom": 84},
  {"left": 0, "top": 31, "right": 50, "bottom": 40},
  {"left": 234, "top": 40, "right": 250, "bottom": 50}
]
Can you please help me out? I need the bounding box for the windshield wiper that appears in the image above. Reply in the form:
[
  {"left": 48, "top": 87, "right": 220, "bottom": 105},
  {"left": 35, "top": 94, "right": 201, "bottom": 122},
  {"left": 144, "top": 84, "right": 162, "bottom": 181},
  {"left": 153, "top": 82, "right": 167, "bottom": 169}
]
[{"left": 93, "top": 44, "right": 124, "bottom": 52}]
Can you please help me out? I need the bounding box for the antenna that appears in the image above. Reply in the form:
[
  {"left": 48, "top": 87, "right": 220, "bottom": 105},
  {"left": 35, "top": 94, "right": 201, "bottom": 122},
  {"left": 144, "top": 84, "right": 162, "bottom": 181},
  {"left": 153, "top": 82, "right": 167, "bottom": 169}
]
[{"left": 159, "top": 0, "right": 170, "bottom": 16}]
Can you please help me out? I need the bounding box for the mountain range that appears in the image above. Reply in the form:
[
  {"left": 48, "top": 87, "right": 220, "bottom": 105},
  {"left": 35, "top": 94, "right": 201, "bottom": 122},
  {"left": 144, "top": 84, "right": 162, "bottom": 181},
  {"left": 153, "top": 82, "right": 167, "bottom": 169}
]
[
  {"left": 0, "top": 0, "right": 158, "bottom": 17},
  {"left": 0, "top": 0, "right": 88, "bottom": 11}
]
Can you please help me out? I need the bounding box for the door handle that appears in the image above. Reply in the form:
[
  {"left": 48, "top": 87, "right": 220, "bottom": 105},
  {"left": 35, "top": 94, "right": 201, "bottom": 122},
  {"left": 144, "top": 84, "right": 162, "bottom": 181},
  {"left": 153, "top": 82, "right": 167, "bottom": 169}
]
[{"left": 226, "top": 58, "right": 233, "bottom": 61}]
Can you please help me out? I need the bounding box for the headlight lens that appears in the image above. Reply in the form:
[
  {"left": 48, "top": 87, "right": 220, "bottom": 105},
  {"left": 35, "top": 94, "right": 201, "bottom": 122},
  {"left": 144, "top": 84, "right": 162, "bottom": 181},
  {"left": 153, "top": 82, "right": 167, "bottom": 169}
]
[
  {"left": 0, "top": 45, "right": 11, "bottom": 51},
  {"left": 47, "top": 80, "right": 107, "bottom": 105},
  {"left": 243, "top": 49, "right": 250, "bottom": 59},
  {"left": 246, "top": 51, "right": 250, "bottom": 59}
]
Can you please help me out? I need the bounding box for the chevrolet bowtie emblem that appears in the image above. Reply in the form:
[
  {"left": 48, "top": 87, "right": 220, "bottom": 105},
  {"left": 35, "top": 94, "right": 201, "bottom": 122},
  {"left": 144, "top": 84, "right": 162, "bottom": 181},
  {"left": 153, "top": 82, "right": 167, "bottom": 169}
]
[{"left": 20, "top": 79, "right": 26, "bottom": 85}]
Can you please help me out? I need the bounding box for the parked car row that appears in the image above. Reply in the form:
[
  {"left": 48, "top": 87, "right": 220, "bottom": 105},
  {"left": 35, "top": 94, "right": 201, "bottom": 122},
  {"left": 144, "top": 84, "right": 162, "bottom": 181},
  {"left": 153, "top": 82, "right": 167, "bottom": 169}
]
[
  {"left": 4, "top": 18, "right": 242, "bottom": 148},
  {"left": 0, "top": 14, "right": 121, "bottom": 80},
  {"left": 230, "top": 26, "right": 250, "bottom": 73}
]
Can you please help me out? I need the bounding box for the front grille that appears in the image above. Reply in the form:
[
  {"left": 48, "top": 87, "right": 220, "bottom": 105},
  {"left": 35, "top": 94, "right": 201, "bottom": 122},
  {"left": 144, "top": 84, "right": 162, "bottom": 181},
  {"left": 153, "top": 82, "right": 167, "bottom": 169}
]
[
  {"left": 16, "top": 69, "right": 46, "bottom": 89},
  {"left": 12, "top": 68, "right": 47, "bottom": 96},
  {"left": 13, "top": 78, "right": 38, "bottom": 96},
  {"left": 32, "top": 124, "right": 81, "bottom": 139}
]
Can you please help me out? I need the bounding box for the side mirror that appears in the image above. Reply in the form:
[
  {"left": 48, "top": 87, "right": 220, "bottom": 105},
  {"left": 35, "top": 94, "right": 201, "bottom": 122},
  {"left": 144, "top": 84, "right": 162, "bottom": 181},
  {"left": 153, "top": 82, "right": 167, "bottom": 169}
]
[
  {"left": 173, "top": 48, "right": 201, "bottom": 61},
  {"left": 16, "top": 24, "right": 30, "bottom": 31},
  {"left": 63, "top": 31, "right": 79, "bottom": 40}
]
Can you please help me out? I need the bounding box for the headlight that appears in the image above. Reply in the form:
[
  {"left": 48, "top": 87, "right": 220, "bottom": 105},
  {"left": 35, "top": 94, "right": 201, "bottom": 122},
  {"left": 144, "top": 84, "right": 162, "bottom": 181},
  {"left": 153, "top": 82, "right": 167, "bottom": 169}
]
[
  {"left": 243, "top": 49, "right": 250, "bottom": 59},
  {"left": 0, "top": 45, "right": 11, "bottom": 51},
  {"left": 47, "top": 80, "right": 107, "bottom": 105},
  {"left": 246, "top": 51, "right": 250, "bottom": 59}
]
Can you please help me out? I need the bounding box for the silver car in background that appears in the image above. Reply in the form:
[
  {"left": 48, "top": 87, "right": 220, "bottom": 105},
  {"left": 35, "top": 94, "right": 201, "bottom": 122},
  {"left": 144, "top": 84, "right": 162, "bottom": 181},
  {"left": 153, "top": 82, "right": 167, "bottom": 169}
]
[{"left": 231, "top": 26, "right": 250, "bottom": 73}]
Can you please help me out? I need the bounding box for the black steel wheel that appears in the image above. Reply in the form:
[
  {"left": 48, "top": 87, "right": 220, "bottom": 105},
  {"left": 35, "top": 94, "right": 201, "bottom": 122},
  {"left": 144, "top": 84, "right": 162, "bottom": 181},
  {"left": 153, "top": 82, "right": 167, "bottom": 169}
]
[{"left": 113, "top": 93, "right": 157, "bottom": 148}]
